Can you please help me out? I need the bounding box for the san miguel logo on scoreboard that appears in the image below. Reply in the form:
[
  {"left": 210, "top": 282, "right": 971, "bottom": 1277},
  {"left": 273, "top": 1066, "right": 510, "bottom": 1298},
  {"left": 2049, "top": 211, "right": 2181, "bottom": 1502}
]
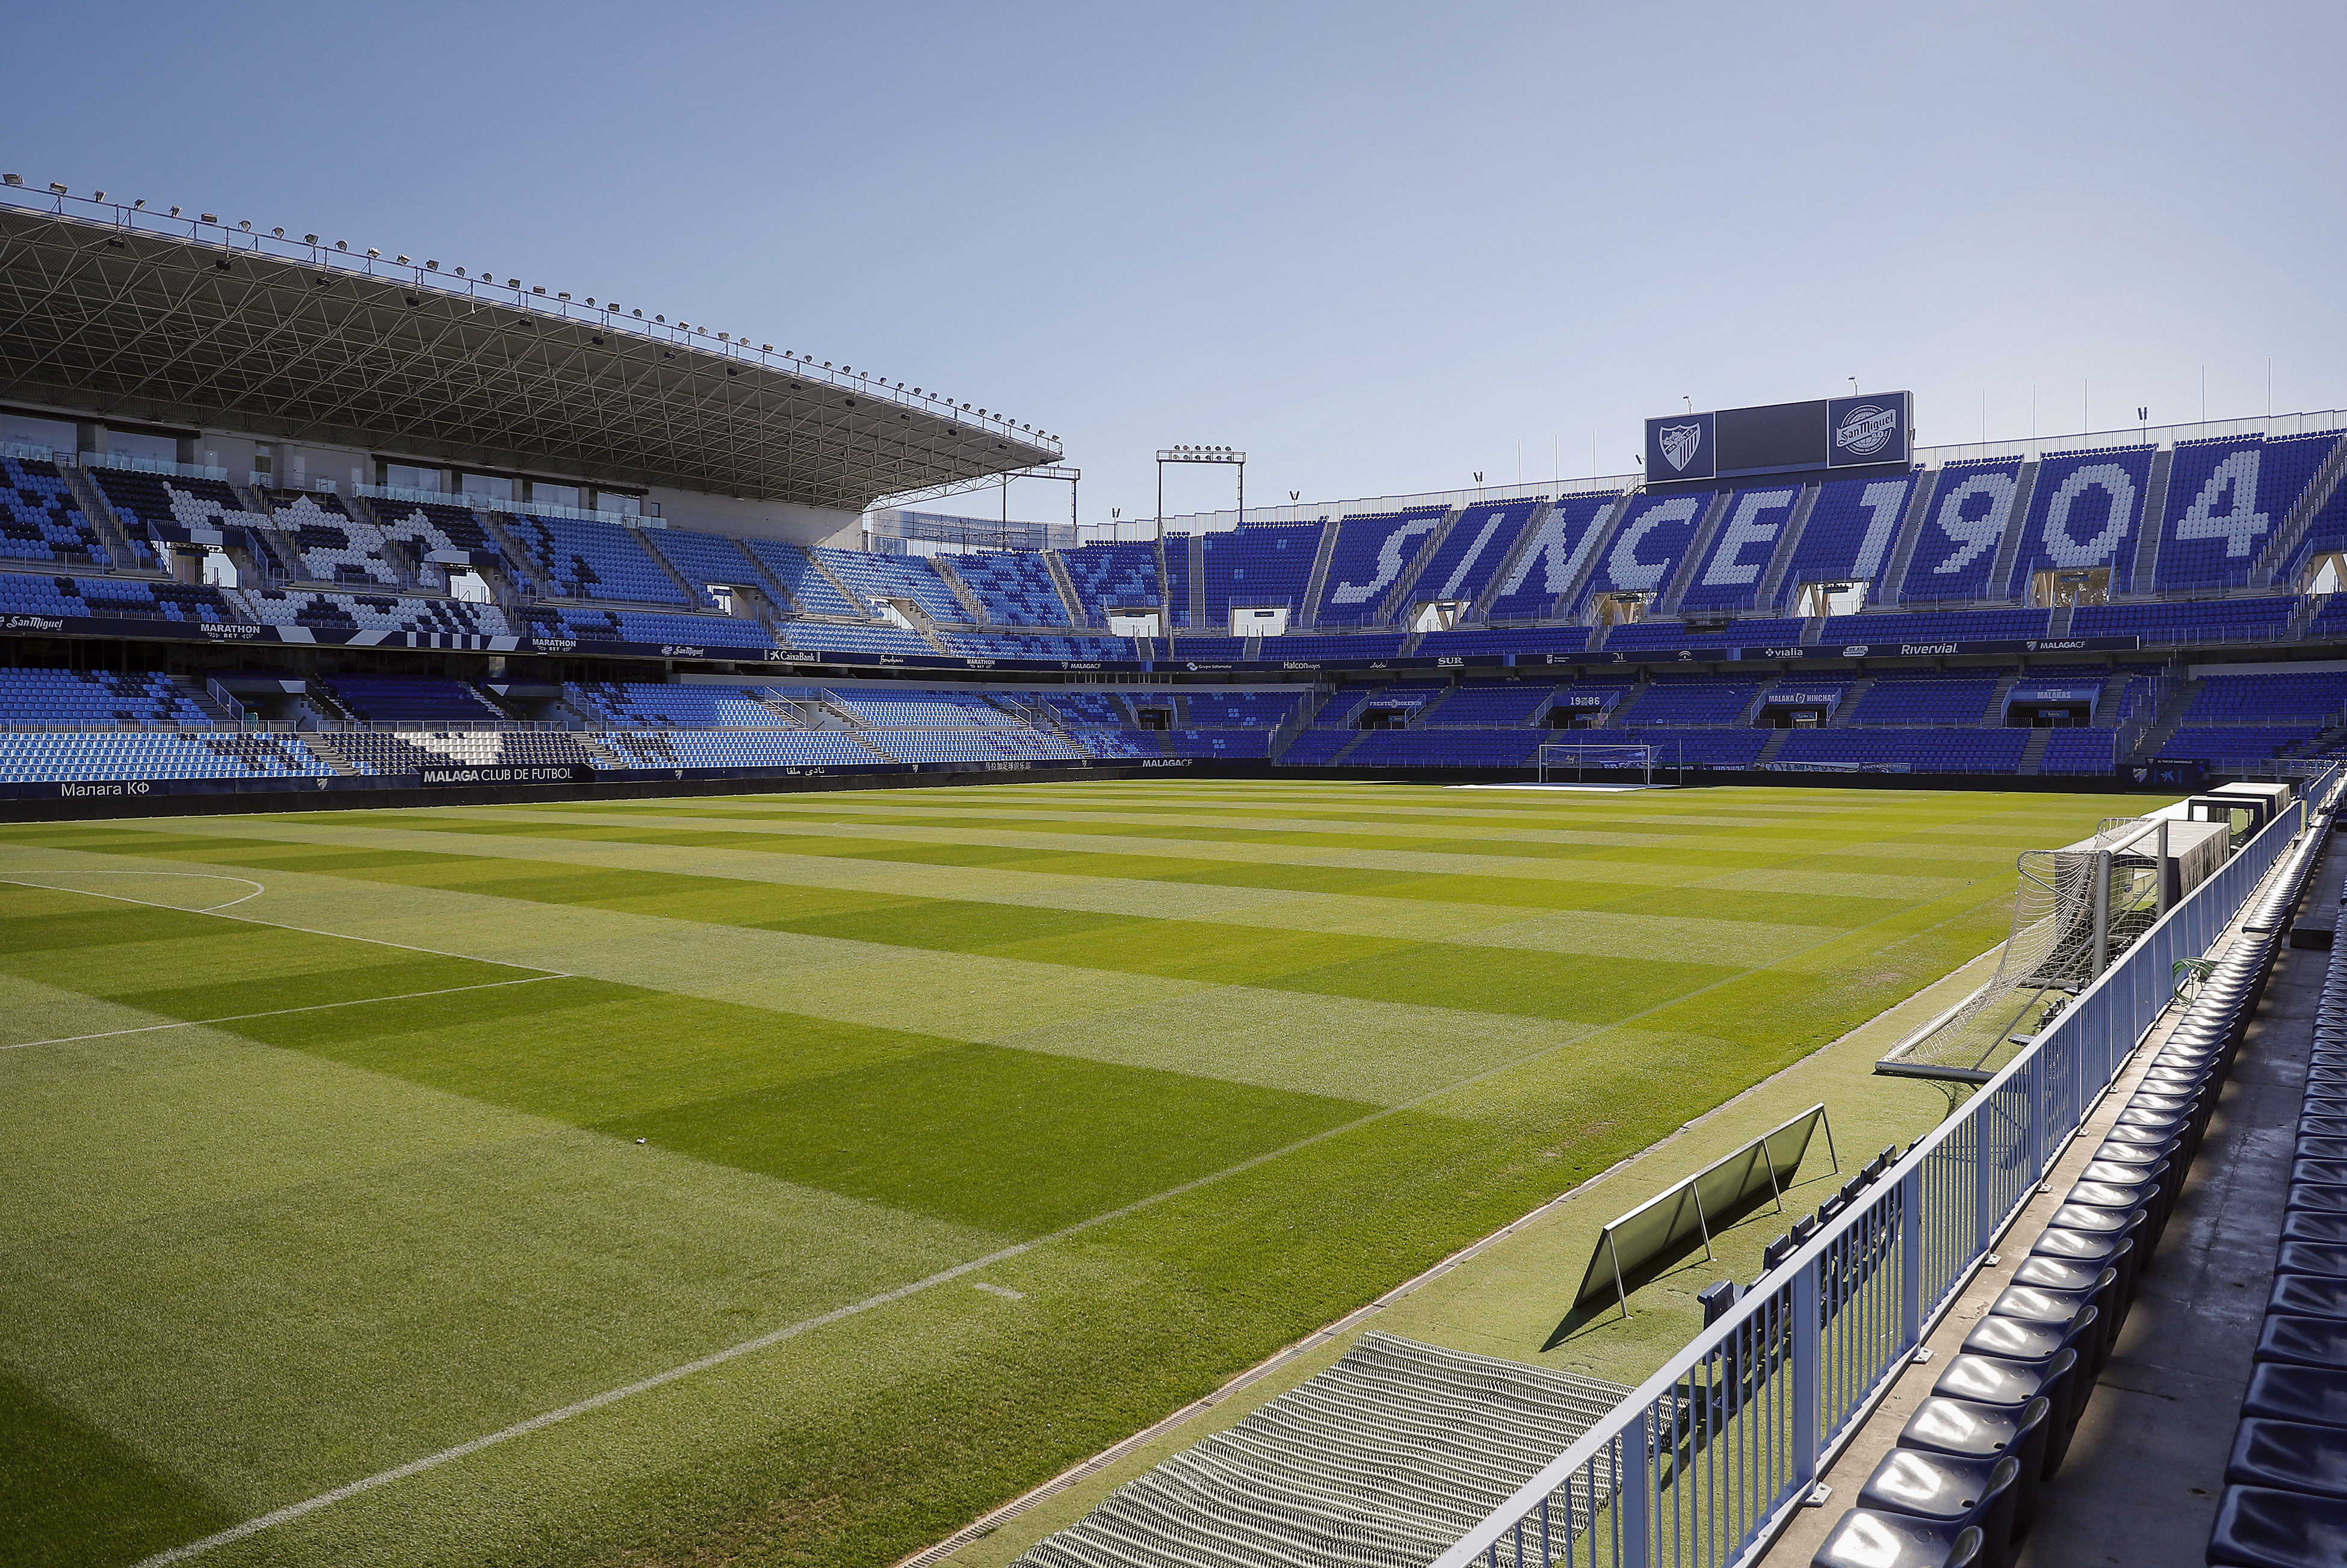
[
  {"left": 1828, "top": 392, "right": 1912, "bottom": 468},
  {"left": 1648, "top": 392, "right": 1911, "bottom": 484}
]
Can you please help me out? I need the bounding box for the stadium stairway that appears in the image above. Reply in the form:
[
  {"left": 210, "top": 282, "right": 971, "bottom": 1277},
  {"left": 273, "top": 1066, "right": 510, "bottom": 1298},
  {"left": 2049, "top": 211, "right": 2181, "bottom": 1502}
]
[
  {"left": 1009, "top": 1332, "right": 1631, "bottom": 1568},
  {"left": 2016, "top": 729, "right": 2052, "bottom": 775}
]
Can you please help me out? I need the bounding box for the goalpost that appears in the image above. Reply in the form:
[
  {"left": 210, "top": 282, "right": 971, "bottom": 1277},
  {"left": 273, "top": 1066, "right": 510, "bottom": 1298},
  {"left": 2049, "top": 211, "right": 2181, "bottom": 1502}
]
[{"left": 1537, "top": 742, "right": 1656, "bottom": 785}]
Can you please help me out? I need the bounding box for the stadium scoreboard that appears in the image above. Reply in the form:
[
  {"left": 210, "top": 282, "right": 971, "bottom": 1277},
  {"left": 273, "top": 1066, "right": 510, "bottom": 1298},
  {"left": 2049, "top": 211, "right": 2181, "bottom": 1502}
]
[{"left": 1645, "top": 391, "right": 1913, "bottom": 483}]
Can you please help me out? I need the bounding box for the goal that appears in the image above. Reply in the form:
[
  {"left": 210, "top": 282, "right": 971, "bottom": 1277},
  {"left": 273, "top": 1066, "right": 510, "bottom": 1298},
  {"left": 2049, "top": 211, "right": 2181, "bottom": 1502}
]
[{"left": 1537, "top": 742, "right": 1656, "bottom": 785}]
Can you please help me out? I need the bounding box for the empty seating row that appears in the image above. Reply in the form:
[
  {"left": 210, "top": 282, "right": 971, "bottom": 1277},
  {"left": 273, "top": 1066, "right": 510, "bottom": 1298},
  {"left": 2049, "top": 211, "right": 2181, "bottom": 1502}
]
[
  {"left": 0, "top": 730, "right": 330, "bottom": 780},
  {"left": 1813, "top": 812, "right": 2328, "bottom": 1567},
  {"left": 0, "top": 667, "right": 211, "bottom": 727}
]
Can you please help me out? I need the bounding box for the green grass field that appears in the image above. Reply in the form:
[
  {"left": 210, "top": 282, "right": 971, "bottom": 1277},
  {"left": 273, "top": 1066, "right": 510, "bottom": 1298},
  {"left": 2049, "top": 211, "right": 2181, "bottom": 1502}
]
[{"left": 0, "top": 780, "right": 2148, "bottom": 1568}]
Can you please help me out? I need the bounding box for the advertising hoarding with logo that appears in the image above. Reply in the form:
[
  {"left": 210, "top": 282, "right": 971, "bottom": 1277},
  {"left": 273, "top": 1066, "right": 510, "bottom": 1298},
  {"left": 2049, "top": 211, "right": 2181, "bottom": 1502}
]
[
  {"left": 1827, "top": 391, "right": 1913, "bottom": 468},
  {"left": 1647, "top": 392, "right": 1912, "bottom": 484}
]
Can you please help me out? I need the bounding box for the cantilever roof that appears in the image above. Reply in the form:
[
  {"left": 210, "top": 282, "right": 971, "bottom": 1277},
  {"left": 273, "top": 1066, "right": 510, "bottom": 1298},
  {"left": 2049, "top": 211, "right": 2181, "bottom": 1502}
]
[{"left": 0, "top": 191, "right": 1059, "bottom": 511}]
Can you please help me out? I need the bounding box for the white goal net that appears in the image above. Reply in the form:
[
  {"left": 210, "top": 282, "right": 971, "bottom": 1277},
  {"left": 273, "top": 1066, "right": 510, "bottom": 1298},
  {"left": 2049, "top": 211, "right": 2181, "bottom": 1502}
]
[
  {"left": 1879, "top": 818, "right": 2179, "bottom": 1079},
  {"left": 1538, "top": 742, "right": 1656, "bottom": 785}
]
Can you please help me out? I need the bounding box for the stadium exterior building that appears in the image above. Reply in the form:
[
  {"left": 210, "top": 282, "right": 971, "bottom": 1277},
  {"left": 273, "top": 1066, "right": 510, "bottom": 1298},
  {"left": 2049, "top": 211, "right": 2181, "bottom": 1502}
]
[{"left": 4, "top": 177, "right": 2347, "bottom": 810}]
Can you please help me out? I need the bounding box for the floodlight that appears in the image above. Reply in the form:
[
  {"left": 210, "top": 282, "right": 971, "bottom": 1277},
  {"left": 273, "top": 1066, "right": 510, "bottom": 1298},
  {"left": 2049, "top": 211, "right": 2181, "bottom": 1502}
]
[
  {"left": 531, "top": 285, "right": 544, "bottom": 294},
  {"left": 271, "top": 226, "right": 283, "bottom": 237},
  {"left": 49, "top": 182, "right": 67, "bottom": 194},
  {"left": 239, "top": 220, "right": 251, "bottom": 232},
  {"left": 558, "top": 292, "right": 570, "bottom": 301},
  {"left": 762, "top": 344, "right": 772, "bottom": 352},
  {"left": 334, "top": 240, "right": 345, "bottom": 250},
  {"left": 305, "top": 233, "right": 317, "bottom": 243},
  {"left": 201, "top": 212, "right": 218, "bottom": 223},
  {"left": 366, "top": 247, "right": 379, "bottom": 258},
  {"left": 507, "top": 278, "right": 519, "bottom": 288},
  {"left": 134, "top": 200, "right": 146, "bottom": 209},
  {"left": 1, "top": 174, "right": 19, "bottom": 185},
  {"left": 93, "top": 190, "right": 106, "bottom": 201},
  {"left": 395, "top": 255, "right": 410, "bottom": 264}
]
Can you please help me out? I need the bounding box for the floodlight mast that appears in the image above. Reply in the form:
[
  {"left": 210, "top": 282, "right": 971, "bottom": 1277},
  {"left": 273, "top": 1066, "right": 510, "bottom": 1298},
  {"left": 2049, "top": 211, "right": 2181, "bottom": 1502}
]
[
  {"left": 996, "top": 465, "right": 1080, "bottom": 534},
  {"left": 1155, "top": 446, "right": 1246, "bottom": 541}
]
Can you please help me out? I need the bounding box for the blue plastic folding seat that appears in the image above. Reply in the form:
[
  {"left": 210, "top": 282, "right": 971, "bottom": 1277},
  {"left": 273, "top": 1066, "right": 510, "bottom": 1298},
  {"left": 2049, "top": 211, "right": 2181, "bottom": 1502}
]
[
  {"left": 2206, "top": 1484, "right": 2347, "bottom": 1566},
  {"left": 2227, "top": 1419, "right": 2347, "bottom": 1500},
  {"left": 2272, "top": 1276, "right": 2347, "bottom": 1321},
  {"left": 1810, "top": 1511, "right": 1984, "bottom": 1568},
  {"left": 1854, "top": 1447, "right": 2018, "bottom": 1565}
]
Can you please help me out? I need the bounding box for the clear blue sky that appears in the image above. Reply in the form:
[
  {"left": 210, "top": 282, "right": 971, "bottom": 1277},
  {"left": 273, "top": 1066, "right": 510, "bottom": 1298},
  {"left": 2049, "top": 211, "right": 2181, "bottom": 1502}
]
[{"left": 5, "top": 1, "right": 2340, "bottom": 523}]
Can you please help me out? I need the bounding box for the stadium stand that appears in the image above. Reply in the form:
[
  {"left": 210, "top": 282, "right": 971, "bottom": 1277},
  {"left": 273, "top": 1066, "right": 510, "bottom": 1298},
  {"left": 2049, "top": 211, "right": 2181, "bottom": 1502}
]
[
  {"left": 0, "top": 456, "right": 111, "bottom": 567},
  {"left": 323, "top": 677, "right": 505, "bottom": 723},
  {"left": 950, "top": 550, "right": 1077, "bottom": 625},
  {"left": 1571, "top": 491, "right": 1708, "bottom": 616},
  {"left": 1904, "top": 458, "right": 2026, "bottom": 603},
  {"left": 0, "top": 729, "right": 330, "bottom": 780},
  {"left": 267, "top": 492, "right": 403, "bottom": 586},
  {"left": 736, "top": 537, "right": 863, "bottom": 616},
  {"left": 1259, "top": 633, "right": 1408, "bottom": 661},
  {"left": 816, "top": 547, "right": 965, "bottom": 622},
  {"left": 1778, "top": 475, "right": 1917, "bottom": 611},
  {"left": 2005, "top": 445, "right": 2157, "bottom": 596},
  {"left": 644, "top": 528, "right": 766, "bottom": 611},
  {"left": 1056, "top": 540, "right": 1163, "bottom": 626},
  {"left": 778, "top": 620, "right": 935, "bottom": 656},
  {"left": 1678, "top": 486, "right": 1803, "bottom": 613},
  {"left": 0, "top": 667, "right": 212, "bottom": 727},
  {"left": 1605, "top": 616, "right": 1805, "bottom": 649},
  {"left": 1414, "top": 497, "right": 1541, "bottom": 608},
  {"left": 1483, "top": 494, "right": 1618, "bottom": 621},
  {"left": 2073, "top": 599, "right": 2294, "bottom": 645},
  {"left": 500, "top": 514, "right": 691, "bottom": 605},
  {"left": 1316, "top": 507, "right": 1446, "bottom": 625},
  {"left": 243, "top": 587, "right": 513, "bottom": 638},
  {"left": 1616, "top": 676, "right": 1767, "bottom": 727},
  {"left": 1199, "top": 525, "right": 1322, "bottom": 623}
]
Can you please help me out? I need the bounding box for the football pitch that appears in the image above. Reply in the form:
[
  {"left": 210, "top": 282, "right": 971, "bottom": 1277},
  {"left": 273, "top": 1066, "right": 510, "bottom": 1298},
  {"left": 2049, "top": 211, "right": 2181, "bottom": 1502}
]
[{"left": 0, "top": 779, "right": 2148, "bottom": 1568}]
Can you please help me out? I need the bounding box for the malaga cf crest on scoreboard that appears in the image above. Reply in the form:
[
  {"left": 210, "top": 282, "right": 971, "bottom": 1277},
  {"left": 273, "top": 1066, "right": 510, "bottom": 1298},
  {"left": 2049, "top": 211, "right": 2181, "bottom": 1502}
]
[{"left": 1645, "top": 393, "right": 1911, "bottom": 484}]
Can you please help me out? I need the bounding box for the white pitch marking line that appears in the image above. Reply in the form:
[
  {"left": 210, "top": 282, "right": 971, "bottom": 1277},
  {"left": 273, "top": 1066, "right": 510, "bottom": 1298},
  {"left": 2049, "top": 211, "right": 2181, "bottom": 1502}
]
[
  {"left": 973, "top": 1282, "right": 1025, "bottom": 1300},
  {"left": 0, "top": 875, "right": 568, "bottom": 974},
  {"left": 9, "top": 868, "right": 271, "bottom": 910},
  {"left": 0, "top": 975, "right": 570, "bottom": 1052}
]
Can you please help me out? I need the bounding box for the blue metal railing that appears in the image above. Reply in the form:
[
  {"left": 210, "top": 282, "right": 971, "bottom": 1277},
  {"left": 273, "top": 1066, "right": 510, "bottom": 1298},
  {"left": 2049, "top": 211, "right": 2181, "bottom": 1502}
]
[{"left": 1431, "top": 767, "right": 2337, "bottom": 1568}]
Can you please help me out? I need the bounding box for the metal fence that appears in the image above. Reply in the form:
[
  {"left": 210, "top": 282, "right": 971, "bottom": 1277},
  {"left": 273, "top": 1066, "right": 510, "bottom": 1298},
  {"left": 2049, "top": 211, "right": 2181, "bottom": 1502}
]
[{"left": 1429, "top": 767, "right": 2337, "bottom": 1568}]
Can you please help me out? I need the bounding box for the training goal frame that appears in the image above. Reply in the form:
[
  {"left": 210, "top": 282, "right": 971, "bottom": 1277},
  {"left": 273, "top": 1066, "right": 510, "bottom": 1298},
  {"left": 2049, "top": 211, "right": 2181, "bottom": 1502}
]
[{"left": 1537, "top": 742, "right": 1656, "bottom": 785}]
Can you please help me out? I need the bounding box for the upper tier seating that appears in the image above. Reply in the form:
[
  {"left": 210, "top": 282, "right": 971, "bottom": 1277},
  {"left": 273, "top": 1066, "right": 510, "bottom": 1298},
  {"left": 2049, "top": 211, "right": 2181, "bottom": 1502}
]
[
  {"left": 0, "top": 730, "right": 330, "bottom": 780},
  {"left": 1571, "top": 492, "right": 1708, "bottom": 616},
  {"left": 0, "top": 667, "right": 211, "bottom": 727},
  {"left": 1160, "top": 536, "right": 1195, "bottom": 628},
  {"left": 1484, "top": 495, "right": 1619, "bottom": 620},
  {"left": 1821, "top": 608, "right": 2052, "bottom": 645},
  {"left": 501, "top": 514, "right": 690, "bottom": 605},
  {"left": 950, "top": 551, "right": 1075, "bottom": 625},
  {"left": 567, "top": 683, "right": 794, "bottom": 728},
  {"left": 1849, "top": 675, "right": 2002, "bottom": 726},
  {"left": 737, "top": 538, "right": 861, "bottom": 616},
  {"left": 1040, "top": 691, "right": 1133, "bottom": 727},
  {"left": 2156, "top": 433, "right": 2342, "bottom": 591},
  {"left": 1678, "top": 486, "right": 1804, "bottom": 613},
  {"left": 1777, "top": 475, "right": 1917, "bottom": 612},
  {"left": 1414, "top": 498, "right": 1542, "bottom": 608},
  {"left": 2005, "top": 445, "right": 2157, "bottom": 595},
  {"left": 1615, "top": 679, "right": 1766, "bottom": 726},
  {"left": 829, "top": 690, "right": 1017, "bottom": 727},
  {"left": 267, "top": 492, "right": 401, "bottom": 587},
  {"left": 814, "top": 548, "right": 965, "bottom": 622},
  {"left": 2071, "top": 599, "right": 2293, "bottom": 645},
  {"left": 1200, "top": 525, "right": 1322, "bottom": 621},
  {"left": 83, "top": 470, "right": 256, "bottom": 566},
  {"left": 1316, "top": 507, "right": 1447, "bottom": 626},
  {"left": 0, "top": 457, "right": 110, "bottom": 567},
  {"left": 643, "top": 528, "right": 765, "bottom": 612},
  {"left": 2285, "top": 474, "right": 2347, "bottom": 585},
  {"left": 1057, "top": 542, "right": 1163, "bottom": 626},
  {"left": 2159, "top": 726, "right": 2332, "bottom": 763},
  {"left": 1903, "top": 459, "right": 2026, "bottom": 602},
  {"left": 1605, "top": 617, "right": 1805, "bottom": 649},
  {"left": 1167, "top": 635, "right": 1251, "bottom": 660},
  {"left": 324, "top": 678, "right": 504, "bottom": 723},
  {"left": 362, "top": 498, "right": 498, "bottom": 558}
]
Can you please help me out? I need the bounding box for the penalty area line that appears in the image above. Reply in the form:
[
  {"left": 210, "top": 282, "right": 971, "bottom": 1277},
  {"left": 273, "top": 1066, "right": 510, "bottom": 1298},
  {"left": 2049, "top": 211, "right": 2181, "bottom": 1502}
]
[{"left": 0, "top": 975, "right": 571, "bottom": 1052}]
